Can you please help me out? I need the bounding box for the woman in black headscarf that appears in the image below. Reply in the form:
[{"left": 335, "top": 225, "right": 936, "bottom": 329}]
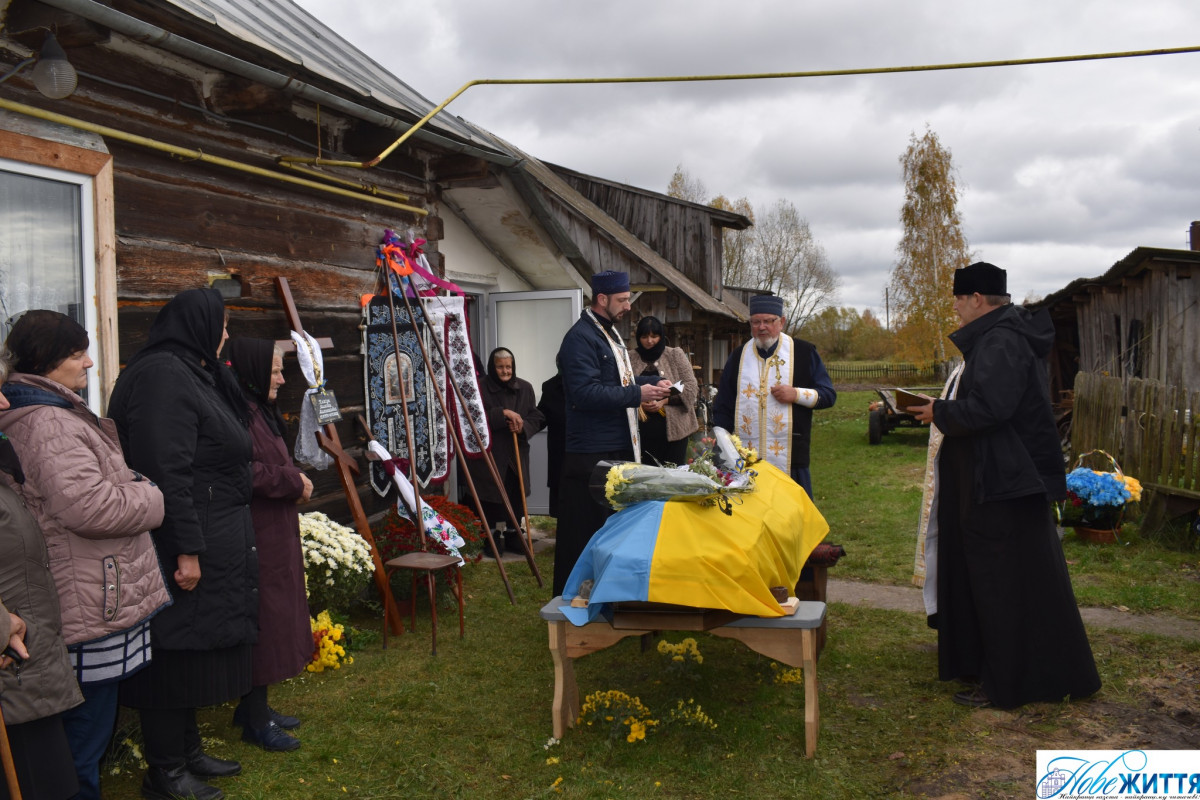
[
  {"left": 628, "top": 316, "right": 698, "bottom": 466},
  {"left": 224, "top": 338, "right": 312, "bottom": 753},
  {"left": 108, "top": 288, "right": 256, "bottom": 800},
  {"left": 468, "top": 348, "right": 544, "bottom": 556}
]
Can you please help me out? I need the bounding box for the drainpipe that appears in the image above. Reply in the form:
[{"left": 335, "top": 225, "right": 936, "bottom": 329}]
[{"left": 31, "top": 0, "right": 518, "bottom": 168}]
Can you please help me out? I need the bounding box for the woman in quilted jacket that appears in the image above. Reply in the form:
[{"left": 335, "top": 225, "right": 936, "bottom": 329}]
[
  {"left": 0, "top": 310, "right": 170, "bottom": 800},
  {"left": 0, "top": 349, "right": 84, "bottom": 800}
]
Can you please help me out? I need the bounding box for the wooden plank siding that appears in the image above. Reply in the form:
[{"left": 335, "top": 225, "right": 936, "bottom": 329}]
[
  {"left": 555, "top": 171, "right": 724, "bottom": 295},
  {"left": 1071, "top": 260, "right": 1200, "bottom": 391},
  {"left": 1071, "top": 372, "right": 1200, "bottom": 494}
]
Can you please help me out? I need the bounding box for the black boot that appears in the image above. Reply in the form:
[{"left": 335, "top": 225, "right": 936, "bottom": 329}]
[
  {"left": 504, "top": 529, "right": 526, "bottom": 555},
  {"left": 185, "top": 744, "right": 241, "bottom": 778},
  {"left": 142, "top": 766, "right": 224, "bottom": 800},
  {"left": 481, "top": 531, "right": 502, "bottom": 558}
]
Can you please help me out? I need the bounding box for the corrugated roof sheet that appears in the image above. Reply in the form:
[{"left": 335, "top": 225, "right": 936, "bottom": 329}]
[{"left": 161, "top": 0, "right": 502, "bottom": 150}]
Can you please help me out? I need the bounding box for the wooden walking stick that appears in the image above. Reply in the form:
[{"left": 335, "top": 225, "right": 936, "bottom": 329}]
[
  {"left": 0, "top": 704, "right": 23, "bottom": 800},
  {"left": 512, "top": 429, "right": 533, "bottom": 551}
]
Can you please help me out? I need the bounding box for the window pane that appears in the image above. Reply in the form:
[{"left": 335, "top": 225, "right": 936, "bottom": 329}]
[{"left": 0, "top": 168, "right": 84, "bottom": 325}]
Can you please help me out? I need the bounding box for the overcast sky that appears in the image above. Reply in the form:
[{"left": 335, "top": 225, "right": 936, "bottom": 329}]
[{"left": 294, "top": 0, "right": 1200, "bottom": 318}]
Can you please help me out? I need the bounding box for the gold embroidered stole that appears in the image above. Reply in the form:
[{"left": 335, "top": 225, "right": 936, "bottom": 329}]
[
  {"left": 585, "top": 309, "right": 641, "bottom": 462},
  {"left": 733, "top": 335, "right": 795, "bottom": 474},
  {"left": 913, "top": 362, "right": 964, "bottom": 614}
]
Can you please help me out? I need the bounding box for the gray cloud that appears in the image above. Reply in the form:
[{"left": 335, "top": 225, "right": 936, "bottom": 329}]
[{"left": 296, "top": 0, "right": 1200, "bottom": 313}]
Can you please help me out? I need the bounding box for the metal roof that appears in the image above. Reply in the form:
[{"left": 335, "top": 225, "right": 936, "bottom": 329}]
[
  {"left": 1029, "top": 246, "right": 1200, "bottom": 312},
  {"left": 160, "top": 0, "right": 504, "bottom": 151}
]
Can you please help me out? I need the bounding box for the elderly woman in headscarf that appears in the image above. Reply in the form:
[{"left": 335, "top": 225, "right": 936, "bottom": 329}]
[
  {"left": 108, "top": 288, "right": 257, "bottom": 800},
  {"left": 224, "top": 338, "right": 312, "bottom": 753},
  {"left": 0, "top": 349, "right": 84, "bottom": 800},
  {"left": 628, "top": 316, "right": 698, "bottom": 466},
  {"left": 468, "top": 347, "right": 544, "bottom": 556},
  {"left": 0, "top": 311, "right": 168, "bottom": 800}
]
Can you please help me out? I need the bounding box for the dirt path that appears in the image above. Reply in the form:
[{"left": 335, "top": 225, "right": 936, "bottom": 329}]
[{"left": 828, "top": 578, "right": 1200, "bottom": 640}]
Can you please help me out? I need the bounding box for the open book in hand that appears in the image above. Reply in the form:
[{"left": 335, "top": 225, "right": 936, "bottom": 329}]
[
  {"left": 668, "top": 381, "right": 685, "bottom": 397},
  {"left": 894, "top": 389, "right": 930, "bottom": 411}
]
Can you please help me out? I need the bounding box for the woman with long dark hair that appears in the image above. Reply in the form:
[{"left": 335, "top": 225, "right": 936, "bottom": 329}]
[
  {"left": 628, "top": 316, "right": 698, "bottom": 466},
  {"left": 108, "top": 289, "right": 257, "bottom": 800},
  {"left": 225, "top": 338, "right": 312, "bottom": 752}
]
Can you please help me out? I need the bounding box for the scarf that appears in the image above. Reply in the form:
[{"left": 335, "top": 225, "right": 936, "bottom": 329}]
[
  {"left": 485, "top": 347, "right": 519, "bottom": 395},
  {"left": 634, "top": 338, "right": 666, "bottom": 365},
  {"left": 129, "top": 288, "right": 247, "bottom": 427},
  {"left": 225, "top": 337, "right": 286, "bottom": 437}
]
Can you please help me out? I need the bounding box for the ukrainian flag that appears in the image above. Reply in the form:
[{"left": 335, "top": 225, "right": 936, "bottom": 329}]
[{"left": 562, "top": 461, "right": 828, "bottom": 626}]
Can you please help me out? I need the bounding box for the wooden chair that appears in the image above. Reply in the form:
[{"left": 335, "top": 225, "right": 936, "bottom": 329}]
[
  {"left": 363, "top": 435, "right": 465, "bottom": 657},
  {"left": 382, "top": 549, "right": 464, "bottom": 656}
]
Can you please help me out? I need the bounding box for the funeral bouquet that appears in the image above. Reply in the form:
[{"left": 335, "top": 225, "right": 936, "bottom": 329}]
[
  {"left": 592, "top": 427, "right": 757, "bottom": 513},
  {"left": 1057, "top": 451, "right": 1142, "bottom": 530},
  {"left": 299, "top": 511, "right": 376, "bottom": 614}
]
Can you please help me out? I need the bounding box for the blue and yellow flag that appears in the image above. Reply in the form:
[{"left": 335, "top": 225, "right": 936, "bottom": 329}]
[{"left": 562, "top": 461, "right": 828, "bottom": 625}]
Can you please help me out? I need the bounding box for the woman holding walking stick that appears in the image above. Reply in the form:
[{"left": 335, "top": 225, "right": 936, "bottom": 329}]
[{"left": 467, "top": 348, "right": 544, "bottom": 556}]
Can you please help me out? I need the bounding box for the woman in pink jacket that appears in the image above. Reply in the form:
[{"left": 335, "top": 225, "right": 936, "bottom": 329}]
[{"left": 0, "top": 310, "right": 171, "bottom": 800}]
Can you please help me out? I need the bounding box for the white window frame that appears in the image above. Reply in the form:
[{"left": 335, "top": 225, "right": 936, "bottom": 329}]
[{"left": 0, "top": 128, "right": 116, "bottom": 412}]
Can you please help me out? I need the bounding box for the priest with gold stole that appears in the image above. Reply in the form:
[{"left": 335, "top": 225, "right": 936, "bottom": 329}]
[{"left": 712, "top": 294, "right": 837, "bottom": 499}]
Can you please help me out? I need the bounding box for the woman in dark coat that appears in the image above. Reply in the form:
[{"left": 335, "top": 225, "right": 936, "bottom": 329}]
[
  {"left": 469, "top": 348, "right": 544, "bottom": 555},
  {"left": 108, "top": 288, "right": 256, "bottom": 800},
  {"left": 225, "top": 338, "right": 312, "bottom": 752}
]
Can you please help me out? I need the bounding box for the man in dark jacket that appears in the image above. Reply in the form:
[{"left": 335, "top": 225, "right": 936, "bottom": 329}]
[
  {"left": 552, "top": 271, "right": 670, "bottom": 595},
  {"left": 911, "top": 262, "right": 1100, "bottom": 709}
]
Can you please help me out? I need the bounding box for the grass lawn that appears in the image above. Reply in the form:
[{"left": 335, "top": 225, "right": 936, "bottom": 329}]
[{"left": 98, "top": 390, "right": 1200, "bottom": 799}]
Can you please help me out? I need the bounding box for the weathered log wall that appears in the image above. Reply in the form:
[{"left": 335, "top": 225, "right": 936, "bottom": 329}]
[{"left": 6, "top": 42, "right": 445, "bottom": 520}]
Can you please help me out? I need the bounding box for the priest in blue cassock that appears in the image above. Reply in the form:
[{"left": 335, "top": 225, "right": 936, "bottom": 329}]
[{"left": 713, "top": 294, "right": 837, "bottom": 499}]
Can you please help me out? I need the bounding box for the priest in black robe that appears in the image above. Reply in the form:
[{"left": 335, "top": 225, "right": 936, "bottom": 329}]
[{"left": 910, "top": 262, "right": 1100, "bottom": 709}]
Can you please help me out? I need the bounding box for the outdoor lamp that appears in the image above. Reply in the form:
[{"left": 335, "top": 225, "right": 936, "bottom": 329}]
[{"left": 31, "top": 33, "right": 77, "bottom": 99}]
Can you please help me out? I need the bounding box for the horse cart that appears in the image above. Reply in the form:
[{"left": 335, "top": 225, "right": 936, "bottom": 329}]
[{"left": 867, "top": 388, "right": 936, "bottom": 445}]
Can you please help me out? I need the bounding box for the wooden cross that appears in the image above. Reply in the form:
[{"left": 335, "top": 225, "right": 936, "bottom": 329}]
[{"left": 274, "top": 276, "right": 405, "bottom": 635}]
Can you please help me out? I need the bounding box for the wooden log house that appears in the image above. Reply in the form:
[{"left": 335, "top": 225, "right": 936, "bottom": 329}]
[{"left": 0, "top": 0, "right": 748, "bottom": 519}]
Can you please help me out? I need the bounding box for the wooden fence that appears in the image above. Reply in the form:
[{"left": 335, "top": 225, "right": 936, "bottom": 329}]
[
  {"left": 825, "top": 361, "right": 944, "bottom": 385},
  {"left": 1071, "top": 372, "right": 1200, "bottom": 493}
]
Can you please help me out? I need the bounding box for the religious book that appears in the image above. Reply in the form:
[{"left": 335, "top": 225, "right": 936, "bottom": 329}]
[
  {"left": 668, "top": 381, "right": 685, "bottom": 397},
  {"left": 895, "top": 388, "right": 931, "bottom": 411}
]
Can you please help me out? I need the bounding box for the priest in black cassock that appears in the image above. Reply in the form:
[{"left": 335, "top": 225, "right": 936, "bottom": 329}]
[{"left": 910, "top": 262, "right": 1100, "bottom": 709}]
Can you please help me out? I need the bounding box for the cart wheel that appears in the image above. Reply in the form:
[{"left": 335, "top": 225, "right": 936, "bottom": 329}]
[{"left": 868, "top": 408, "right": 884, "bottom": 445}]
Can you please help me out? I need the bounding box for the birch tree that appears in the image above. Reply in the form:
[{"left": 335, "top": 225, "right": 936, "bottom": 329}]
[
  {"left": 890, "top": 127, "right": 972, "bottom": 363},
  {"left": 666, "top": 164, "right": 708, "bottom": 204}
]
